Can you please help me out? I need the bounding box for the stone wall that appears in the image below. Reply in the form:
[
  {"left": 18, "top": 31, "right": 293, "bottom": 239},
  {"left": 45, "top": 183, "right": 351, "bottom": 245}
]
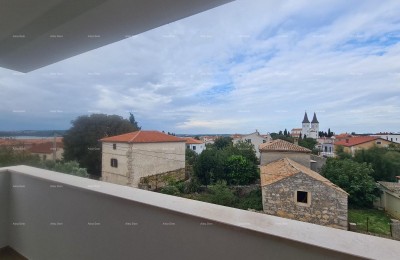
[
  {"left": 391, "top": 219, "right": 400, "bottom": 240},
  {"left": 139, "top": 168, "right": 186, "bottom": 190},
  {"left": 260, "top": 152, "right": 310, "bottom": 168},
  {"left": 262, "top": 172, "right": 348, "bottom": 230},
  {"left": 310, "top": 154, "right": 326, "bottom": 173}
]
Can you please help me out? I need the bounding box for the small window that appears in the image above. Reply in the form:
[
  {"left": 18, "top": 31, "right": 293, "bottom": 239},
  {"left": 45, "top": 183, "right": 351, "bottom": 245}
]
[
  {"left": 263, "top": 140, "right": 266, "bottom": 143},
  {"left": 376, "top": 141, "right": 381, "bottom": 145},
  {"left": 111, "top": 158, "right": 118, "bottom": 168},
  {"left": 113, "top": 144, "right": 116, "bottom": 150},
  {"left": 187, "top": 145, "right": 190, "bottom": 149},
  {"left": 192, "top": 146, "right": 196, "bottom": 151},
  {"left": 297, "top": 191, "right": 308, "bottom": 204}
]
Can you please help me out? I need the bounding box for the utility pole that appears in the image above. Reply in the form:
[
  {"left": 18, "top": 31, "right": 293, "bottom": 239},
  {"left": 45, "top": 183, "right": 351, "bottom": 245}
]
[{"left": 53, "top": 132, "right": 57, "bottom": 161}]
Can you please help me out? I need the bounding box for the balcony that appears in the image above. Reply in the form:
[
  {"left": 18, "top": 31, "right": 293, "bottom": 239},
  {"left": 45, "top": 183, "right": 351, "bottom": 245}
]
[{"left": 1, "top": 166, "right": 400, "bottom": 259}]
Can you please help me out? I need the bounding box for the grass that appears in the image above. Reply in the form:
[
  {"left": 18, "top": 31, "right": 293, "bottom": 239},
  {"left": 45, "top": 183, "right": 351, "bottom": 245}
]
[{"left": 348, "top": 208, "right": 392, "bottom": 236}]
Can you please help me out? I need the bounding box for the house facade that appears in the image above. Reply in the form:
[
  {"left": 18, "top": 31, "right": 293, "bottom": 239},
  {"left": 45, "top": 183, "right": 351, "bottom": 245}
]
[
  {"left": 232, "top": 131, "right": 271, "bottom": 159},
  {"left": 261, "top": 158, "right": 348, "bottom": 230},
  {"left": 371, "top": 133, "right": 400, "bottom": 144},
  {"left": 183, "top": 137, "right": 205, "bottom": 154},
  {"left": 375, "top": 180, "right": 400, "bottom": 219},
  {"left": 334, "top": 136, "right": 395, "bottom": 156},
  {"left": 29, "top": 141, "right": 64, "bottom": 161},
  {"left": 259, "top": 139, "right": 311, "bottom": 168},
  {"left": 100, "top": 131, "right": 186, "bottom": 188}
]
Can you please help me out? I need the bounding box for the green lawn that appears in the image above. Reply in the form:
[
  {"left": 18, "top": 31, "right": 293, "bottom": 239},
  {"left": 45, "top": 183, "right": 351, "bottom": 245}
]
[{"left": 348, "top": 209, "right": 392, "bottom": 236}]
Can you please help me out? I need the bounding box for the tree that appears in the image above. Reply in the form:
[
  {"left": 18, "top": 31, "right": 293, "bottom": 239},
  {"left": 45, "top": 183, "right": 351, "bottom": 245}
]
[
  {"left": 214, "top": 136, "right": 232, "bottom": 150},
  {"left": 354, "top": 146, "right": 400, "bottom": 182},
  {"left": 298, "top": 137, "right": 317, "bottom": 150},
  {"left": 283, "top": 129, "right": 288, "bottom": 136},
  {"left": 207, "top": 180, "right": 237, "bottom": 206},
  {"left": 226, "top": 155, "right": 258, "bottom": 185},
  {"left": 335, "top": 145, "right": 352, "bottom": 160},
  {"left": 129, "top": 112, "right": 141, "bottom": 130},
  {"left": 63, "top": 114, "right": 138, "bottom": 176},
  {"left": 321, "top": 159, "right": 378, "bottom": 208}
]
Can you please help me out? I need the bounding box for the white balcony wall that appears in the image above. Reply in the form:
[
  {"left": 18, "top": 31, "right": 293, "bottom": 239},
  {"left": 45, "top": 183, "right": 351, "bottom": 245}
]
[{"left": 1, "top": 166, "right": 400, "bottom": 260}]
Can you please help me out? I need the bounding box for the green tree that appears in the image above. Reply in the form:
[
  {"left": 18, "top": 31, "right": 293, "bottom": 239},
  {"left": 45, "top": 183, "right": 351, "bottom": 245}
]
[
  {"left": 298, "top": 137, "right": 317, "bottom": 150},
  {"left": 0, "top": 146, "right": 40, "bottom": 167},
  {"left": 129, "top": 112, "right": 141, "bottom": 130},
  {"left": 335, "top": 145, "right": 352, "bottom": 160},
  {"left": 207, "top": 180, "right": 237, "bottom": 206},
  {"left": 226, "top": 155, "right": 258, "bottom": 185},
  {"left": 321, "top": 159, "right": 378, "bottom": 208},
  {"left": 214, "top": 136, "right": 232, "bottom": 150},
  {"left": 354, "top": 147, "right": 400, "bottom": 182},
  {"left": 63, "top": 114, "right": 138, "bottom": 176}
]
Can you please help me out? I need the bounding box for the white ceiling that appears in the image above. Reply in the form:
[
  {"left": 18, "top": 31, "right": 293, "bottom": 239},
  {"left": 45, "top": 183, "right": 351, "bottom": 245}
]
[{"left": 0, "top": 0, "right": 233, "bottom": 72}]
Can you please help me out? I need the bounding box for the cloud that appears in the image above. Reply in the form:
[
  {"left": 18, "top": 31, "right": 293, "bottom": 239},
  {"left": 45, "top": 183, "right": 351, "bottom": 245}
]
[{"left": 1, "top": 0, "right": 400, "bottom": 134}]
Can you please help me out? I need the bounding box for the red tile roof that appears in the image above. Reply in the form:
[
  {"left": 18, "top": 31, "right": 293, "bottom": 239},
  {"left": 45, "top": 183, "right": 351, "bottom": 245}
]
[
  {"left": 182, "top": 137, "right": 203, "bottom": 144},
  {"left": 335, "top": 136, "right": 379, "bottom": 147},
  {"left": 260, "top": 158, "right": 347, "bottom": 194},
  {"left": 29, "top": 142, "right": 63, "bottom": 154},
  {"left": 100, "top": 131, "right": 186, "bottom": 143},
  {"left": 259, "top": 139, "right": 311, "bottom": 153}
]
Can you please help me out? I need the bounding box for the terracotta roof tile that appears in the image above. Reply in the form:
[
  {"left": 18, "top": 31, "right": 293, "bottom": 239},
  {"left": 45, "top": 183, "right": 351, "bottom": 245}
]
[
  {"left": 100, "top": 131, "right": 186, "bottom": 143},
  {"left": 182, "top": 137, "right": 204, "bottom": 144},
  {"left": 29, "top": 142, "right": 63, "bottom": 154},
  {"left": 335, "top": 136, "right": 379, "bottom": 147},
  {"left": 259, "top": 139, "right": 311, "bottom": 153},
  {"left": 260, "top": 158, "right": 347, "bottom": 194}
]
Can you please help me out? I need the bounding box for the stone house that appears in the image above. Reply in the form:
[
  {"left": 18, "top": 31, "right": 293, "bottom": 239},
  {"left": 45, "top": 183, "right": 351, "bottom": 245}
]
[
  {"left": 100, "top": 131, "right": 186, "bottom": 188},
  {"left": 261, "top": 158, "right": 348, "bottom": 230},
  {"left": 29, "top": 141, "right": 64, "bottom": 161},
  {"left": 259, "top": 139, "right": 311, "bottom": 168}
]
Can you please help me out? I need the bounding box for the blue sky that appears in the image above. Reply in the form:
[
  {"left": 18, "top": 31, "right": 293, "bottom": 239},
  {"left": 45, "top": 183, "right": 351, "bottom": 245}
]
[{"left": 0, "top": 0, "right": 400, "bottom": 134}]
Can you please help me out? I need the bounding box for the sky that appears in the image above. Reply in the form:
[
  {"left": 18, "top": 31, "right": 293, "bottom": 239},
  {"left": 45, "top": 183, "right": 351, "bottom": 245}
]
[{"left": 1, "top": 0, "right": 400, "bottom": 134}]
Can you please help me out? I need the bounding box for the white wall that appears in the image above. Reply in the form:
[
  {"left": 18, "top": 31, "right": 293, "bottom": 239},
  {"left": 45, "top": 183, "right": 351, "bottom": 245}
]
[
  {"left": 187, "top": 143, "right": 205, "bottom": 154},
  {"left": 3, "top": 166, "right": 400, "bottom": 260},
  {"left": 0, "top": 171, "right": 9, "bottom": 248},
  {"left": 233, "top": 133, "right": 267, "bottom": 159}
]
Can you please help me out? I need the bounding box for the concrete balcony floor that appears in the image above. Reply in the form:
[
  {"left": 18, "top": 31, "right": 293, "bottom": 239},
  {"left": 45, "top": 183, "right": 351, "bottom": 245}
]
[{"left": 1, "top": 165, "right": 400, "bottom": 260}]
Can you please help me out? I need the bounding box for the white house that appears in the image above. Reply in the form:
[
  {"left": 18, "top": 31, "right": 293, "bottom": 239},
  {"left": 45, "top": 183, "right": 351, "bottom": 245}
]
[
  {"left": 371, "top": 133, "right": 400, "bottom": 144},
  {"left": 182, "top": 137, "right": 205, "bottom": 154},
  {"left": 100, "top": 130, "right": 186, "bottom": 188},
  {"left": 232, "top": 131, "right": 271, "bottom": 159}
]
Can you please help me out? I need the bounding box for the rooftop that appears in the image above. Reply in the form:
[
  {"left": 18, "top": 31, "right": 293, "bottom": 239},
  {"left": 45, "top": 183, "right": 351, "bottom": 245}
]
[
  {"left": 378, "top": 181, "right": 400, "bottom": 195},
  {"left": 260, "top": 158, "right": 347, "bottom": 194},
  {"left": 29, "top": 142, "right": 63, "bottom": 154},
  {"left": 335, "top": 136, "right": 379, "bottom": 147},
  {"left": 259, "top": 139, "right": 311, "bottom": 153},
  {"left": 182, "top": 137, "right": 204, "bottom": 144},
  {"left": 100, "top": 130, "right": 186, "bottom": 143}
]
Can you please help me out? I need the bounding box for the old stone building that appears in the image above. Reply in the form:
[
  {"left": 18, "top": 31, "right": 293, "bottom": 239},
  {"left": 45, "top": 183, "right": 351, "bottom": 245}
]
[
  {"left": 259, "top": 139, "right": 311, "bottom": 168},
  {"left": 100, "top": 131, "right": 186, "bottom": 188},
  {"left": 261, "top": 158, "right": 348, "bottom": 230}
]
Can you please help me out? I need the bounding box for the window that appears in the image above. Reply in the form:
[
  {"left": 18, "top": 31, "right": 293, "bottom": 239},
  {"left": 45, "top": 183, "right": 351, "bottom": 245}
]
[
  {"left": 263, "top": 140, "right": 266, "bottom": 143},
  {"left": 376, "top": 141, "right": 381, "bottom": 145},
  {"left": 246, "top": 139, "right": 251, "bottom": 143},
  {"left": 111, "top": 158, "right": 118, "bottom": 168},
  {"left": 296, "top": 191, "right": 309, "bottom": 204},
  {"left": 113, "top": 143, "right": 116, "bottom": 150},
  {"left": 187, "top": 145, "right": 190, "bottom": 149},
  {"left": 193, "top": 146, "right": 196, "bottom": 151}
]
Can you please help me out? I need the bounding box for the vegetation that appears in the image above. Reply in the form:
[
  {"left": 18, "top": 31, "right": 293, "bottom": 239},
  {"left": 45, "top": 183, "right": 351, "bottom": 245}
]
[
  {"left": 349, "top": 209, "right": 391, "bottom": 236},
  {"left": 0, "top": 146, "right": 88, "bottom": 177},
  {"left": 194, "top": 140, "right": 259, "bottom": 185},
  {"left": 63, "top": 114, "right": 139, "bottom": 176},
  {"left": 298, "top": 137, "right": 317, "bottom": 151},
  {"left": 354, "top": 146, "right": 400, "bottom": 182},
  {"left": 160, "top": 179, "right": 263, "bottom": 211},
  {"left": 321, "top": 158, "right": 379, "bottom": 208}
]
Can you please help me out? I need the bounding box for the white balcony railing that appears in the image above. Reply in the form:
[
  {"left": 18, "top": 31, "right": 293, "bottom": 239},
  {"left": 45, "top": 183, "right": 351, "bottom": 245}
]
[{"left": 1, "top": 165, "right": 400, "bottom": 260}]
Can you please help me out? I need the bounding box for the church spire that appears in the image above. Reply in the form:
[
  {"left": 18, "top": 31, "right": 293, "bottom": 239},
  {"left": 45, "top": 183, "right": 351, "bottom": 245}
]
[
  {"left": 311, "top": 112, "right": 319, "bottom": 123},
  {"left": 302, "top": 112, "right": 310, "bottom": 123}
]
